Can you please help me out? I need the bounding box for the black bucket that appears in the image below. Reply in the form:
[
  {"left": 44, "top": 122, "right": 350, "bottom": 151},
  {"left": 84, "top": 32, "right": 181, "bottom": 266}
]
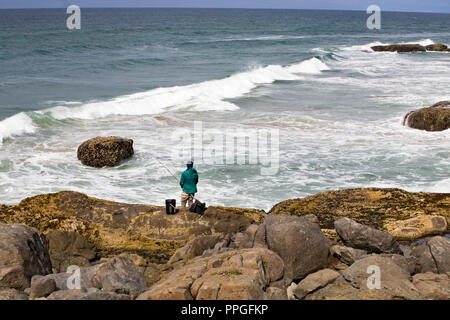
[{"left": 165, "top": 199, "right": 176, "bottom": 215}]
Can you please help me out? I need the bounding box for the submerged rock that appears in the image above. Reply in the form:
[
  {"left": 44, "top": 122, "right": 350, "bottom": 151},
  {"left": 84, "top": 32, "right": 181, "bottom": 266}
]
[
  {"left": 77, "top": 136, "right": 134, "bottom": 168},
  {"left": 0, "top": 223, "right": 52, "bottom": 290},
  {"left": 403, "top": 101, "right": 450, "bottom": 132}
]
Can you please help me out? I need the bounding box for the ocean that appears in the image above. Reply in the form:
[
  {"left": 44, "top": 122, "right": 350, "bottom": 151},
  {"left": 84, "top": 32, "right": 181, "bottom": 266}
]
[{"left": 0, "top": 8, "right": 449, "bottom": 210}]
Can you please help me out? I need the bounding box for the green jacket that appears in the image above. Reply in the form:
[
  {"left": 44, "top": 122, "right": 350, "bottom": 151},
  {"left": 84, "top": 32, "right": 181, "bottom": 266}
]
[{"left": 180, "top": 167, "right": 198, "bottom": 194}]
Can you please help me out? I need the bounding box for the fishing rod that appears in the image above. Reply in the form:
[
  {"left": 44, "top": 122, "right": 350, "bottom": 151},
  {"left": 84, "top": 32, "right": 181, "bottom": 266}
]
[
  {"left": 149, "top": 154, "right": 205, "bottom": 217},
  {"left": 150, "top": 154, "right": 179, "bottom": 183}
]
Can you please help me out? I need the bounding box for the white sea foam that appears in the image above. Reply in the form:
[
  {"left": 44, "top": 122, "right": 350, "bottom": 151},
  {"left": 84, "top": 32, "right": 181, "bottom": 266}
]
[
  {"left": 0, "top": 112, "right": 36, "bottom": 144},
  {"left": 46, "top": 58, "right": 328, "bottom": 120},
  {"left": 231, "top": 35, "right": 305, "bottom": 41},
  {"left": 308, "top": 38, "right": 450, "bottom": 110},
  {"left": 44, "top": 100, "right": 83, "bottom": 106},
  {"left": 287, "top": 57, "right": 330, "bottom": 74},
  {"left": 424, "top": 178, "right": 450, "bottom": 193},
  {"left": 0, "top": 57, "right": 330, "bottom": 141},
  {"left": 191, "top": 35, "right": 305, "bottom": 43},
  {"left": 341, "top": 41, "right": 388, "bottom": 52},
  {"left": 414, "top": 39, "right": 436, "bottom": 46}
]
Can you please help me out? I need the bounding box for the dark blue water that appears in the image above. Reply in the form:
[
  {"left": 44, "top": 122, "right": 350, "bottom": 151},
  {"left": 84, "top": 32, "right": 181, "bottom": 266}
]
[{"left": 1, "top": 9, "right": 449, "bottom": 118}]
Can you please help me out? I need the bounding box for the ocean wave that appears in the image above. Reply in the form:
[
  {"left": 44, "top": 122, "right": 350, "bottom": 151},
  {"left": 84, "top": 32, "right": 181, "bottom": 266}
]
[
  {"left": 43, "top": 100, "right": 83, "bottom": 106},
  {"left": 0, "top": 57, "right": 330, "bottom": 139},
  {"left": 184, "top": 35, "right": 305, "bottom": 44},
  {"left": 287, "top": 57, "right": 330, "bottom": 74},
  {"left": 45, "top": 57, "right": 328, "bottom": 120},
  {"left": 221, "top": 35, "right": 306, "bottom": 41},
  {"left": 107, "top": 57, "right": 167, "bottom": 68},
  {"left": 0, "top": 112, "right": 36, "bottom": 144}
]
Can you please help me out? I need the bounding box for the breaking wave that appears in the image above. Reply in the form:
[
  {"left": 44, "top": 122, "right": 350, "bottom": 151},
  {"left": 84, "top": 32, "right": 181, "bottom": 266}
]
[
  {"left": 44, "top": 57, "right": 330, "bottom": 120},
  {"left": 0, "top": 57, "right": 329, "bottom": 142},
  {"left": 0, "top": 112, "right": 36, "bottom": 144}
]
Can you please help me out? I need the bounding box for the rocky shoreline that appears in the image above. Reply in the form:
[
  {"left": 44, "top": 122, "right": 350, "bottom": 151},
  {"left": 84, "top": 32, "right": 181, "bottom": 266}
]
[{"left": 0, "top": 187, "right": 449, "bottom": 300}]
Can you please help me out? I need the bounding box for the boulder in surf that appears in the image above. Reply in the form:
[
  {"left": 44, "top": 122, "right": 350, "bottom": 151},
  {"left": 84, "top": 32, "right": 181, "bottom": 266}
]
[
  {"left": 77, "top": 136, "right": 134, "bottom": 168},
  {"left": 403, "top": 101, "right": 450, "bottom": 132}
]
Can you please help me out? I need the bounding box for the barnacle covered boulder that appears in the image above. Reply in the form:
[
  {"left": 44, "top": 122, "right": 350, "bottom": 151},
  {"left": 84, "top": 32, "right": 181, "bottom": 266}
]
[
  {"left": 403, "top": 101, "right": 450, "bottom": 132},
  {"left": 77, "top": 136, "right": 134, "bottom": 168}
]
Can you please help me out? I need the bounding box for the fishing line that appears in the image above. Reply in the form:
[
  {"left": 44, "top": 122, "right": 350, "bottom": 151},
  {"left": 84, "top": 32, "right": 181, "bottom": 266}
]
[{"left": 149, "top": 154, "right": 179, "bottom": 183}]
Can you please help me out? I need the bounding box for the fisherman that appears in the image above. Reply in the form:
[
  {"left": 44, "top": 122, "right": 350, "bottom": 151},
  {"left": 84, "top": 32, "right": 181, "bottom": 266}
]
[{"left": 180, "top": 160, "right": 199, "bottom": 207}]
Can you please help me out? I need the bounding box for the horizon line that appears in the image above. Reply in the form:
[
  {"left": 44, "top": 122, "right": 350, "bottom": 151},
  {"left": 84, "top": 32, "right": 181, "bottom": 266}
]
[{"left": 0, "top": 7, "right": 449, "bottom": 15}]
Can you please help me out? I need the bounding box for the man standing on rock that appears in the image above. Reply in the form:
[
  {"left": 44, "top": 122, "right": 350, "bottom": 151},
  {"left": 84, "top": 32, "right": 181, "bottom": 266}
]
[{"left": 180, "top": 160, "right": 199, "bottom": 207}]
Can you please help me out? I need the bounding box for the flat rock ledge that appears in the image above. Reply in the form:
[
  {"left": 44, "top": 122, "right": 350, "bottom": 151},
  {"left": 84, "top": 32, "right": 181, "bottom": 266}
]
[
  {"left": 371, "top": 43, "right": 450, "bottom": 53},
  {"left": 269, "top": 187, "right": 450, "bottom": 240}
]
